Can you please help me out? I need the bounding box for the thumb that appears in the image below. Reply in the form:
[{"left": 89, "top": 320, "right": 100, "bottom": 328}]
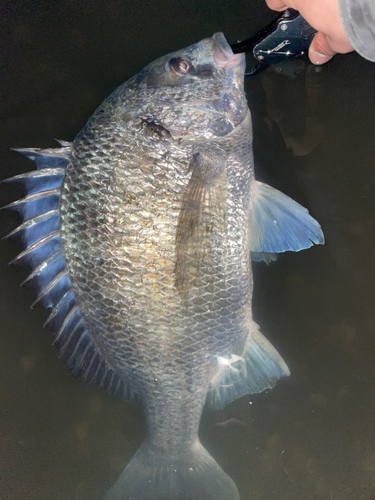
[{"left": 308, "top": 32, "right": 337, "bottom": 65}]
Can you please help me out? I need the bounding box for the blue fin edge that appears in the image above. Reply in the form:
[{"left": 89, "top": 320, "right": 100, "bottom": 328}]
[
  {"left": 250, "top": 180, "right": 324, "bottom": 254},
  {"left": 206, "top": 322, "right": 290, "bottom": 411},
  {"left": 3, "top": 143, "right": 139, "bottom": 405}
]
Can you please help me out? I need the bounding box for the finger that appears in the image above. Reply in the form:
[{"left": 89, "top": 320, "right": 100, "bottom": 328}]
[
  {"left": 264, "top": 0, "right": 291, "bottom": 11},
  {"left": 308, "top": 32, "right": 337, "bottom": 65}
]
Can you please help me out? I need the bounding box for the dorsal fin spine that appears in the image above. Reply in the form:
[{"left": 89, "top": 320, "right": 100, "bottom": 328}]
[
  {"left": 4, "top": 143, "right": 137, "bottom": 404},
  {"left": 5, "top": 210, "right": 58, "bottom": 241},
  {"left": 20, "top": 250, "right": 62, "bottom": 287},
  {"left": 55, "top": 305, "right": 80, "bottom": 341}
]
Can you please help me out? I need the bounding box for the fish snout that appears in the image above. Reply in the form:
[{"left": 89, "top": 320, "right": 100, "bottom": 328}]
[{"left": 213, "top": 32, "right": 245, "bottom": 68}]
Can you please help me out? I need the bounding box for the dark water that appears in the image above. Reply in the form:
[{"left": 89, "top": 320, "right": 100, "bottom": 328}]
[{"left": 1, "top": 1, "right": 375, "bottom": 499}]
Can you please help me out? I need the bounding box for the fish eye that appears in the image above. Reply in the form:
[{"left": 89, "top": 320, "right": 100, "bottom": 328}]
[{"left": 169, "top": 57, "right": 191, "bottom": 75}]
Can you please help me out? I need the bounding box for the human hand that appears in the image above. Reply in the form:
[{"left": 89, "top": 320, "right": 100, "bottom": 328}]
[{"left": 265, "top": 0, "right": 354, "bottom": 64}]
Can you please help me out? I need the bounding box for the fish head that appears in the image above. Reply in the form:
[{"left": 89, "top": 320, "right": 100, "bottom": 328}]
[{"left": 124, "top": 33, "right": 247, "bottom": 140}]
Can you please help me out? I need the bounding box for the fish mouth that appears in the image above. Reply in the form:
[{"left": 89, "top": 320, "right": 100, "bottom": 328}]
[{"left": 212, "top": 32, "right": 245, "bottom": 68}]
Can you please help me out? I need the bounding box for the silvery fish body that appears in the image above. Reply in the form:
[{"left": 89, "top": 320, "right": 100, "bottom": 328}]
[{"left": 4, "top": 33, "right": 323, "bottom": 500}]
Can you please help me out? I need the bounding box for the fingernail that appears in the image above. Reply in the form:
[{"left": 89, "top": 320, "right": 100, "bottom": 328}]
[{"left": 310, "top": 51, "right": 331, "bottom": 65}]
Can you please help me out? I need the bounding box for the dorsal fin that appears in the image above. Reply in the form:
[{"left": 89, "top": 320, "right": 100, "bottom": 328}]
[{"left": 3, "top": 142, "right": 139, "bottom": 405}]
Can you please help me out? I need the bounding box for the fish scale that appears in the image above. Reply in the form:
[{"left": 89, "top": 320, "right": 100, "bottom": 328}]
[
  {"left": 3, "top": 32, "right": 324, "bottom": 500},
  {"left": 61, "top": 106, "right": 253, "bottom": 463}
]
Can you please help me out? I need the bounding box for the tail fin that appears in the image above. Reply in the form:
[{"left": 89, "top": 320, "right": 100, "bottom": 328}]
[{"left": 104, "top": 441, "right": 239, "bottom": 500}]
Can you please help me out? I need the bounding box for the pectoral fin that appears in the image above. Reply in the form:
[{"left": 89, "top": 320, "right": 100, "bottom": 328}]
[
  {"left": 175, "top": 151, "right": 227, "bottom": 299},
  {"left": 250, "top": 180, "right": 324, "bottom": 255}
]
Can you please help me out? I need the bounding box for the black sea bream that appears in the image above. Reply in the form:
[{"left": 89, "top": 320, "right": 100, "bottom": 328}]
[{"left": 4, "top": 33, "right": 324, "bottom": 500}]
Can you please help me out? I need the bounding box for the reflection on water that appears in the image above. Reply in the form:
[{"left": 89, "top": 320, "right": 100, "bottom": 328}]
[{"left": 1, "top": 1, "right": 375, "bottom": 499}]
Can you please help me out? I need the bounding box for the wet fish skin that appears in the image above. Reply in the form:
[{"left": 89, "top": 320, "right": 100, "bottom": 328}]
[
  {"left": 60, "top": 35, "right": 250, "bottom": 499},
  {"left": 4, "top": 32, "right": 324, "bottom": 500}
]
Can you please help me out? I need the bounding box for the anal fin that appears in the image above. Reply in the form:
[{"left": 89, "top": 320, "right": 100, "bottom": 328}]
[{"left": 206, "top": 322, "right": 290, "bottom": 411}]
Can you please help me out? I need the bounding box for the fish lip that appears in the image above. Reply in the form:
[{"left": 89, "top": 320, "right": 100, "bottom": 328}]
[{"left": 212, "top": 32, "right": 245, "bottom": 68}]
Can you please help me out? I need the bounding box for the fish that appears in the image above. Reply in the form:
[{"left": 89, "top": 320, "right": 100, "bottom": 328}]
[{"left": 3, "top": 32, "right": 324, "bottom": 500}]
